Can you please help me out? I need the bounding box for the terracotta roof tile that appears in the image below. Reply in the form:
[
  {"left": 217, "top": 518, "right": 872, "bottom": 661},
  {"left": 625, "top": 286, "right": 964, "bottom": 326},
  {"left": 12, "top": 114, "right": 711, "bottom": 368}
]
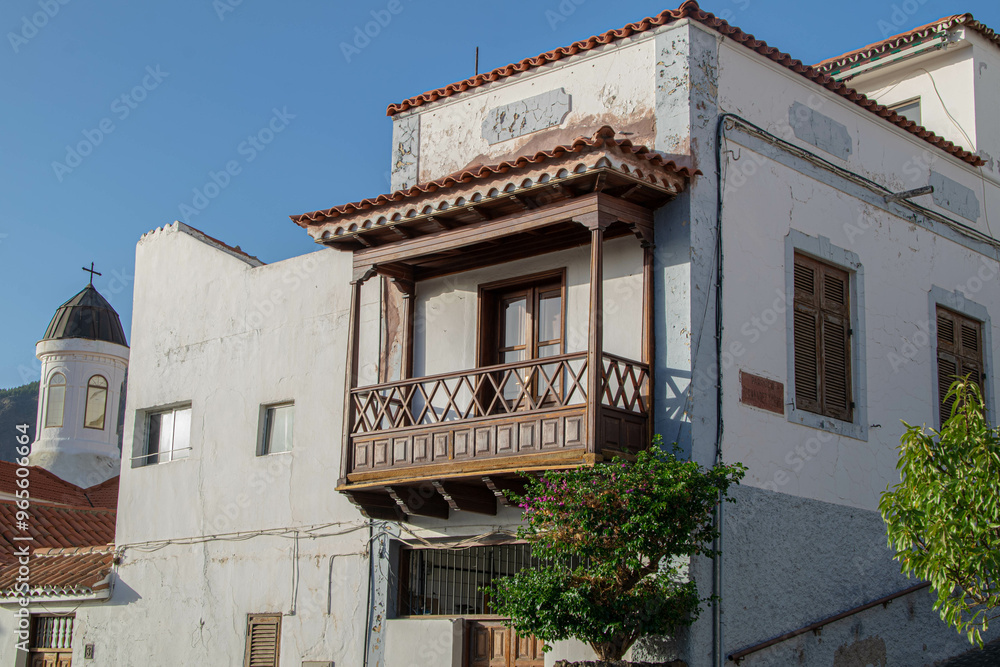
[
  {"left": 83, "top": 477, "right": 119, "bottom": 510},
  {"left": 291, "top": 126, "right": 695, "bottom": 226},
  {"left": 0, "top": 461, "right": 91, "bottom": 507},
  {"left": 385, "top": 0, "right": 982, "bottom": 167},
  {"left": 0, "top": 547, "right": 114, "bottom": 599},
  {"left": 0, "top": 501, "right": 116, "bottom": 565},
  {"left": 815, "top": 13, "right": 999, "bottom": 74}
]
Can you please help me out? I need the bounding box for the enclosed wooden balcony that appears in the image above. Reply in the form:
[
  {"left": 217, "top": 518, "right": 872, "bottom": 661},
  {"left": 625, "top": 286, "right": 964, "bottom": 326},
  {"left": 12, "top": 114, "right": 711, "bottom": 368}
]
[{"left": 291, "top": 127, "right": 695, "bottom": 520}]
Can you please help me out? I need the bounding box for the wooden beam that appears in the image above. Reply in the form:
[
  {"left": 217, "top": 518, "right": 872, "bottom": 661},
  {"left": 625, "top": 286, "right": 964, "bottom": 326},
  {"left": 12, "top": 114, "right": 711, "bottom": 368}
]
[
  {"left": 619, "top": 183, "right": 643, "bottom": 201},
  {"left": 339, "top": 279, "right": 364, "bottom": 485},
  {"left": 643, "top": 245, "right": 655, "bottom": 444},
  {"left": 388, "top": 485, "right": 450, "bottom": 519},
  {"left": 389, "top": 225, "right": 416, "bottom": 240},
  {"left": 432, "top": 480, "right": 497, "bottom": 515},
  {"left": 587, "top": 226, "right": 604, "bottom": 455},
  {"left": 341, "top": 447, "right": 598, "bottom": 487},
  {"left": 464, "top": 205, "right": 491, "bottom": 222},
  {"left": 482, "top": 476, "right": 529, "bottom": 508},
  {"left": 352, "top": 233, "right": 374, "bottom": 248},
  {"left": 354, "top": 193, "right": 650, "bottom": 270},
  {"left": 346, "top": 490, "right": 407, "bottom": 522},
  {"left": 426, "top": 215, "right": 457, "bottom": 231}
]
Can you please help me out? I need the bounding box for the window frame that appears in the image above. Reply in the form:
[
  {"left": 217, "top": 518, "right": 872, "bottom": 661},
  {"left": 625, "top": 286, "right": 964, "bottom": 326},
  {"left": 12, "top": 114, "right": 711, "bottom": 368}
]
[
  {"left": 83, "top": 374, "right": 109, "bottom": 431},
  {"left": 44, "top": 371, "right": 67, "bottom": 429},
  {"left": 888, "top": 97, "right": 921, "bottom": 126},
  {"left": 258, "top": 402, "right": 295, "bottom": 456},
  {"left": 784, "top": 231, "right": 868, "bottom": 441},
  {"left": 134, "top": 404, "right": 193, "bottom": 468},
  {"left": 930, "top": 286, "right": 994, "bottom": 428}
]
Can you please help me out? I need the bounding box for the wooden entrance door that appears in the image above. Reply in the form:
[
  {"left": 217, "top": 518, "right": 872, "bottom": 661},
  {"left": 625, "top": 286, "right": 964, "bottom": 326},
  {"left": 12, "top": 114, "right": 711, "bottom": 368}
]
[{"left": 467, "top": 621, "right": 544, "bottom": 667}]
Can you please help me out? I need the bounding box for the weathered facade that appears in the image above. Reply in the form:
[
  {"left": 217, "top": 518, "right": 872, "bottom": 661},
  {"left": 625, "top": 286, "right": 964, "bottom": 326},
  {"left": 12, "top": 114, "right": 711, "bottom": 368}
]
[{"left": 6, "top": 3, "right": 1000, "bottom": 666}]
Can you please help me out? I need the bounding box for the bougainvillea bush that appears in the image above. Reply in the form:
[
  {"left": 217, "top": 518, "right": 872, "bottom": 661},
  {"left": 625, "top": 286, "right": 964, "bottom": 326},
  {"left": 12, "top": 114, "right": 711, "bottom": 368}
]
[{"left": 486, "top": 437, "right": 745, "bottom": 660}]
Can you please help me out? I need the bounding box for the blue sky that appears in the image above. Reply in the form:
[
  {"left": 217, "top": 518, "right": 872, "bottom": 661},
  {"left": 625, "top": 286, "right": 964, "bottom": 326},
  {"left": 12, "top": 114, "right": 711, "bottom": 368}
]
[{"left": 1, "top": 0, "right": 997, "bottom": 389}]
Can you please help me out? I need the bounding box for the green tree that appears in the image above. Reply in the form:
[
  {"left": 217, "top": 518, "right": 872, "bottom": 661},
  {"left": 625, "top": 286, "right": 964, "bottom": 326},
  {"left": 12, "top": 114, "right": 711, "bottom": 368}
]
[
  {"left": 880, "top": 378, "right": 1000, "bottom": 646},
  {"left": 485, "top": 437, "right": 745, "bottom": 660}
]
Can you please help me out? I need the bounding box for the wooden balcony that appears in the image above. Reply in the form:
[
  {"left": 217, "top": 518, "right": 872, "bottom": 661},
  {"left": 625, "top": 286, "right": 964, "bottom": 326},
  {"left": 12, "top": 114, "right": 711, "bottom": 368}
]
[
  {"left": 296, "top": 129, "right": 695, "bottom": 521},
  {"left": 338, "top": 353, "right": 650, "bottom": 521}
]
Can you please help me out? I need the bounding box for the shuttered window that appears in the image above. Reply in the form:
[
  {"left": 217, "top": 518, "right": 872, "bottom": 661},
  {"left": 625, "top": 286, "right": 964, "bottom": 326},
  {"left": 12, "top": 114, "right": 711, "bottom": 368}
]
[
  {"left": 793, "top": 254, "right": 853, "bottom": 421},
  {"left": 243, "top": 613, "right": 281, "bottom": 667},
  {"left": 936, "top": 306, "right": 984, "bottom": 426}
]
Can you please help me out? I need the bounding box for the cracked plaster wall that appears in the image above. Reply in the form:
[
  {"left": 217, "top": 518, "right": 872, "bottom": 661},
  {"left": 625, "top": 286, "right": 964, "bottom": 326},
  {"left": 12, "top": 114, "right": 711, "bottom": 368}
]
[
  {"left": 405, "top": 36, "right": 658, "bottom": 185},
  {"left": 25, "top": 226, "right": 375, "bottom": 666}
]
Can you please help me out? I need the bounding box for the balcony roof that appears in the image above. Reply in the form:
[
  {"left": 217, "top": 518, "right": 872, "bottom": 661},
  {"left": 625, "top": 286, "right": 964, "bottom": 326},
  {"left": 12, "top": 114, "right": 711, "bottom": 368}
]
[{"left": 290, "top": 126, "right": 695, "bottom": 255}]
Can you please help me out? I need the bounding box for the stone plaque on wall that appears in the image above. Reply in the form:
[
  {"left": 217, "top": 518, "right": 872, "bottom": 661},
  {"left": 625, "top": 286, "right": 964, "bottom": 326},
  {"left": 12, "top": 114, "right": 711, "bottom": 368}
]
[{"left": 740, "top": 371, "right": 784, "bottom": 415}]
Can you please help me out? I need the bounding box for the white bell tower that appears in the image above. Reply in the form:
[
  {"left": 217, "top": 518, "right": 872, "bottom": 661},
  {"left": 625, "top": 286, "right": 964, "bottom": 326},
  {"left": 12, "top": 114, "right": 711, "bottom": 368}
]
[{"left": 29, "top": 270, "right": 129, "bottom": 488}]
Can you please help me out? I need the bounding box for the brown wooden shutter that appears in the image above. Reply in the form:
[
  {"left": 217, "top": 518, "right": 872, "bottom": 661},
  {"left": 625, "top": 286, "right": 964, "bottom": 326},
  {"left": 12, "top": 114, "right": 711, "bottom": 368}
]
[
  {"left": 244, "top": 614, "right": 281, "bottom": 667},
  {"left": 793, "top": 254, "right": 853, "bottom": 421},
  {"left": 936, "top": 306, "right": 984, "bottom": 426},
  {"left": 793, "top": 259, "right": 821, "bottom": 414}
]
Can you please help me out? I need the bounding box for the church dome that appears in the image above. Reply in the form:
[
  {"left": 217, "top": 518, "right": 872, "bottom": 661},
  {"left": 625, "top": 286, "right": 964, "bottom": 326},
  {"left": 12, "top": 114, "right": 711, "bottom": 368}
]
[{"left": 42, "top": 285, "right": 128, "bottom": 347}]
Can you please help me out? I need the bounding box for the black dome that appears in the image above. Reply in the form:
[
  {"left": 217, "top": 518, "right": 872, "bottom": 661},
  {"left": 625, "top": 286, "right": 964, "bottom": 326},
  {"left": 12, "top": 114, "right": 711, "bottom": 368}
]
[{"left": 42, "top": 285, "right": 128, "bottom": 347}]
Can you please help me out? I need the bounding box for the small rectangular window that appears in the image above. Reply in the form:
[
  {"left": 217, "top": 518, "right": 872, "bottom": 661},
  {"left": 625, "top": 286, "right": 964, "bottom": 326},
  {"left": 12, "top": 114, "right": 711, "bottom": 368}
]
[
  {"left": 793, "top": 253, "right": 853, "bottom": 422},
  {"left": 889, "top": 98, "right": 921, "bottom": 125},
  {"left": 936, "top": 306, "right": 984, "bottom": 426},
  {"left": 243, "top": 613, "right": 281, "bottom": 667},
  {"left": 138, "top": 405, "right": 192, "bottom": 466},
  {"left": 259, "top": 403, "right": 294, "bottom": 455}
]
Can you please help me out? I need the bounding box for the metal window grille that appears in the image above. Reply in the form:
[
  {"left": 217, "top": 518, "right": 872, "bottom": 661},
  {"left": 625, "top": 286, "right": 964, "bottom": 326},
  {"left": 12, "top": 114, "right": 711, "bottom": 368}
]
[{"left": 400, "top": 544, "right": 575, "bottom": 616}]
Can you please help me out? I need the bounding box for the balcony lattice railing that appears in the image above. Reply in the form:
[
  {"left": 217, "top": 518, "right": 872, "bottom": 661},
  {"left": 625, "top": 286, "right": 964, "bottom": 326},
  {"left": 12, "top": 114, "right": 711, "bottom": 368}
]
[{"left": 352, "top": 352, "right": 590, "bottom": 435}]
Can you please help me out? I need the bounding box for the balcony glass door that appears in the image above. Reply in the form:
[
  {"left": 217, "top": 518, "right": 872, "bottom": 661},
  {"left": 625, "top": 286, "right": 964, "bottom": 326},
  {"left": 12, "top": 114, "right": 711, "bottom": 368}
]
[{"left": 495, "top": 281, "right": 563, "bottom": 409}]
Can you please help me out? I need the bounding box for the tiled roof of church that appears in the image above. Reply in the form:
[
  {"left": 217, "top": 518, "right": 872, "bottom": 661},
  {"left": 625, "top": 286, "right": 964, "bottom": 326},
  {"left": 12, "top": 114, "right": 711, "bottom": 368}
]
[
  {"left": 0, "top": 462, "right": 92, "bottom": 507},
  {"left": 83, "top": 477, "right": 119, "bottom": 510}
]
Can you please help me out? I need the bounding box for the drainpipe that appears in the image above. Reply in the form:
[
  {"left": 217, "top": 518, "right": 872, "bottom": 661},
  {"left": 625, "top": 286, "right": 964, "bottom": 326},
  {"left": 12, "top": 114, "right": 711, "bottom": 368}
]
[{"left": 711, "top": 113, "right": 734, "bottom": 667}]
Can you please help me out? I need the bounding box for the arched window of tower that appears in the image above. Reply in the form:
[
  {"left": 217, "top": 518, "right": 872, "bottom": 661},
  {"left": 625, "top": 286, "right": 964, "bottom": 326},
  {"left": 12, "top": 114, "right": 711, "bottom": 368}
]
[
  {"left": 44, "top": 372, "right": 66, "bottom": 428},
  {"left": 85, "top": 375, "right": 108, "bottom": 430}
]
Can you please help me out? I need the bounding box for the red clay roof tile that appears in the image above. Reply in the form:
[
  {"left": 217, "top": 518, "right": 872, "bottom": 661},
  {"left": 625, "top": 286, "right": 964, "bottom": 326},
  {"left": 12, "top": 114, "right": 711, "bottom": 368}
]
[
  {"left": 815, "top": 13, "right": 999, "bottom": 74},
  {"left": 0, "top": 501, "right": 116, "bottom": 565},
  {"left": 384, "top": 1, "right": 982, "bottom": 167},
  {"left": 0, "top": 461, "right": 91, "bottom": 507},
  {"left": 0, "top": 547, "right": 114, "bottom": 598},
  {"left": 291, "top": 126, "right": 695, "bottom": 226},
  {"left": 83, "top": 477, "right": 119, "bottom": 510}
]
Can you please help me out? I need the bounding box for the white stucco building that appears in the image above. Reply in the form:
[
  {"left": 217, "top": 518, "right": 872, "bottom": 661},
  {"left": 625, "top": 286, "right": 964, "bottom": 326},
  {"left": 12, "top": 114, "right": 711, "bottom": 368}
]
[{"left": 5, "top": 3, "right": 1000, "bottom": 666}]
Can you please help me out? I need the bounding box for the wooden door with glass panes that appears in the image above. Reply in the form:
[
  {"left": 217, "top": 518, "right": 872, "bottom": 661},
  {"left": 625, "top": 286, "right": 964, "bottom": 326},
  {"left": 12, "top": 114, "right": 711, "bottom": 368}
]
[
  {"left": 493, "top": 279, "right": 564, "bottom": 410},
  {"left": 467, "top": 621, "right": 544, "bottom": 667}
]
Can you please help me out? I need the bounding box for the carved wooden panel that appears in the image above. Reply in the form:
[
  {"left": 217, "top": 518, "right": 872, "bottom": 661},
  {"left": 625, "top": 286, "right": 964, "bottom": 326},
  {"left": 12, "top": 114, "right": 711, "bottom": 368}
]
[
  {"left": 349, "top": 407, "right": 590, "bottom": 475},
  {"left": 412, "top": 434, "right": 429, "bottom": 464},
  {"left": 432, "top": 432, "right": 449, "bottom": 460},
  {"left": 374, "top": 439, "right": 389, "bottom": 466},
  {"left": 496, "top": 424, "right": 515, "bottom": 454},
  {"left": 392, "top": 437, "right": 409, "bottom": 464}
]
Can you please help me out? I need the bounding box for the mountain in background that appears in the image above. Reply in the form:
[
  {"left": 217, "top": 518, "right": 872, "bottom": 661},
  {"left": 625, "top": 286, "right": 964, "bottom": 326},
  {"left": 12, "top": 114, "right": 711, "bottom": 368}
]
[{"left": 0, "top": 382, "right": 38, "bottom": 462}]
